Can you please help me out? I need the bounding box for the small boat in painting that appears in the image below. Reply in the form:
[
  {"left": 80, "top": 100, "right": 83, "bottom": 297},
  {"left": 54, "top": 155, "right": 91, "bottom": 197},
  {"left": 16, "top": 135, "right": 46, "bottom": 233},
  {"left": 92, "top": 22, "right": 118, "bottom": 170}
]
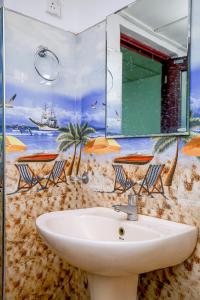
[
  {"left": 17, "top": 153, "right": 58, "bottom": 163},
  {"left": 29, "top": 104, "right": 59, "bottom": 131},
  {"left": 114, "top": 154, "right": 154, "bottom": 165}
]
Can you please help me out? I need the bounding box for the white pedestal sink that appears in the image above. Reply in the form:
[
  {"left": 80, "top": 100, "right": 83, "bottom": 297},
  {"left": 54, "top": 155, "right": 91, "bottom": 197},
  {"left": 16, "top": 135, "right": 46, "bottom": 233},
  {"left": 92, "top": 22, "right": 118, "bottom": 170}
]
[{"left": 36, "top": 207, "right": 197, "bottom": 300}]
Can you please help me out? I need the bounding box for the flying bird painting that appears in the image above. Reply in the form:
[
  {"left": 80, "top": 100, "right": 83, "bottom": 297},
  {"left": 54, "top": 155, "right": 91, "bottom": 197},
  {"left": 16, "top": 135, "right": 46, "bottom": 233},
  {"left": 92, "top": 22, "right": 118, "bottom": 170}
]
[
  {"left": 0, "top": 94, "right": 17, "bottom": 108},
  {"left": 91, "top": 100, "right": 97, "bottom": 109}
]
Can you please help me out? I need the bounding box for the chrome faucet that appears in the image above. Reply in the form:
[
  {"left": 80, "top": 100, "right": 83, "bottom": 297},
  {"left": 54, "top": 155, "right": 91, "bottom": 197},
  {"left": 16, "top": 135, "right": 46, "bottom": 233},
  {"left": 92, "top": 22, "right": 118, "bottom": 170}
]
[{"left": 113, "top": 194, "right": 138, "bottom": 221}]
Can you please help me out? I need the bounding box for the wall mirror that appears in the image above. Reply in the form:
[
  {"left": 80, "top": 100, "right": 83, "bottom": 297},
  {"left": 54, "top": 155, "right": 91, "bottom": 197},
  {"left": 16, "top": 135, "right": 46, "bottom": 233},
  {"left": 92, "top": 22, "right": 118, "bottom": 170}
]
[{"left": 106, "top": 0, "right": 191, "bottom": 137}]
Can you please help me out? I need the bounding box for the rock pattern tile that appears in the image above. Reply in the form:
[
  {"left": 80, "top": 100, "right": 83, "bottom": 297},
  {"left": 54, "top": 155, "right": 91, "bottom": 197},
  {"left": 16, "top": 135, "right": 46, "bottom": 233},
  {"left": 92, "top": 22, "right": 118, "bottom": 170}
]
[{"left": 5, "top": 157, "right": 200, "bottom": 299}]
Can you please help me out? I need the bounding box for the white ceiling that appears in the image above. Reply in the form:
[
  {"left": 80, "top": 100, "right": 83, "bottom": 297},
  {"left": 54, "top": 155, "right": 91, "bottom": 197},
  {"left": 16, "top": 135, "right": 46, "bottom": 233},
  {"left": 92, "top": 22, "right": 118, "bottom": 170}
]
[
  {"left": 3, "top": 0, "right": 190, "bottom": 54},
  {"left": 4, "top": 0, "right": 133, "bottom": 33},
  {"left": 120, "top": 0, "right": 189, "bottom": 57}
]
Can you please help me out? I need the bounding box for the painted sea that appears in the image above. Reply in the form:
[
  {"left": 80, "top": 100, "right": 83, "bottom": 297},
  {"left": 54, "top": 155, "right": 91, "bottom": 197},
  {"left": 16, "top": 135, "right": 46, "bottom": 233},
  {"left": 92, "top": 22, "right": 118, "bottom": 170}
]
[{"left": 6, "top": 126, "right": 155, "bottom": 160}]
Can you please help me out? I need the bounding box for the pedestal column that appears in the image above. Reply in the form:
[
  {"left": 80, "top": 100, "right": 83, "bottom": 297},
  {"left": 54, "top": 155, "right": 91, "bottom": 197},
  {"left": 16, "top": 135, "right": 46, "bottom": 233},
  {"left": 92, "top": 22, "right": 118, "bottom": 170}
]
[{"left": 87, "top": 273, "right": 138, "bottom": 300}]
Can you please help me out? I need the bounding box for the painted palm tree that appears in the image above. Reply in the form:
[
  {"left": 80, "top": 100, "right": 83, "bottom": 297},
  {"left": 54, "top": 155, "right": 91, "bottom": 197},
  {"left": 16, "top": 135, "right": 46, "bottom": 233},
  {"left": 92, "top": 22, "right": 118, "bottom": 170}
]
[
  {"left": 153, "top": 116, "right": 200, "bottom": 186},
  {"left": 75, "top": 123, "right": 96, "bottom": 176},
  {"left": 57, "top": 123, "right": 79, "bottom": 176}
]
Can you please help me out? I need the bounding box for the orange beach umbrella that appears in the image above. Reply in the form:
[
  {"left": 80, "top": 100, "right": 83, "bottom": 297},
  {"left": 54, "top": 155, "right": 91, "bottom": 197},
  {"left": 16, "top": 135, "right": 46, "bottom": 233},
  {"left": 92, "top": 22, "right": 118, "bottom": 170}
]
[
  {"left": 6, "top": 136, "right": 27, "bottom": 153},
  {"left": 83, "top": 137, "right": 121, "bottom": 155},
  {"left": 182, "top": 135, "right": 200, "bottom": 156}
]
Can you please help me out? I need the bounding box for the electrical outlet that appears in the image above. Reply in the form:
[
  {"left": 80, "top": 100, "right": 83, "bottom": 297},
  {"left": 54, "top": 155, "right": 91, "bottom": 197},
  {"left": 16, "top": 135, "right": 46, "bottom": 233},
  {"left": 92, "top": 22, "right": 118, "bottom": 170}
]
[{"left": 47, "top": 0, "right": 62, "bottom": 17}]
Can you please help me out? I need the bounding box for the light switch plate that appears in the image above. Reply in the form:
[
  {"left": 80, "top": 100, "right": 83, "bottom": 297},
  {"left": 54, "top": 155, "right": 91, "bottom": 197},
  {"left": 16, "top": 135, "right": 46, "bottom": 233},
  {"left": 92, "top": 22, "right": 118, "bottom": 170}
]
[{"left": 47, "top": 0, "right": 62, "bottom": 17}]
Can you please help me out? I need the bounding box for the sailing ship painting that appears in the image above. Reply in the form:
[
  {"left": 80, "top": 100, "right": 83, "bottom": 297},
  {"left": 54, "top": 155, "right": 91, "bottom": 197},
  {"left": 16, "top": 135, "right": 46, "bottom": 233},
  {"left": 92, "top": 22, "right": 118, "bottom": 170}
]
[{"left": 29, "top": 104, "right": 59, "bottom": 131}]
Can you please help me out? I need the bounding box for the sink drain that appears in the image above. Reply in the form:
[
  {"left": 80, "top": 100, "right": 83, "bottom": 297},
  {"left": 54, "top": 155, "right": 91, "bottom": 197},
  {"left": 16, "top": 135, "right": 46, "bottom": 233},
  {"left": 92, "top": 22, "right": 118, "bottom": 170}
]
[{"left": 118, "top": 227, "right": 125, "bottom": 236}]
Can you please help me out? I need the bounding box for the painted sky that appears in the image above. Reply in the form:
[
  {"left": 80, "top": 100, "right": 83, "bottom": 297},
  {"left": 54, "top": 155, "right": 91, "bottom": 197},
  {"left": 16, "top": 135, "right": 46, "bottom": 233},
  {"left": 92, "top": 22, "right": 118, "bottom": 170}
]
[
  {"left": 76, "top": 22, "right": 106, "bottom": 98},
  {"left": 4, "top": 0, "right": 200, "bottom": 132},
  {"left": 5, "top": 83, "right": 79, "bottom": 127},
  {"left": 5, "top": 10, "right": 81, "bottom": 128},
  {"left": 77, "top": 22, "right": 106, "bottom": 129},
  {"left": 5, "top": 10, "right": 76, "bottom": 98},
  {"left": 5, "top": 10, "right": 106, "bottom": 129},
  {"left": 81, "top": 90, "right": 105, "bottom": 129}
]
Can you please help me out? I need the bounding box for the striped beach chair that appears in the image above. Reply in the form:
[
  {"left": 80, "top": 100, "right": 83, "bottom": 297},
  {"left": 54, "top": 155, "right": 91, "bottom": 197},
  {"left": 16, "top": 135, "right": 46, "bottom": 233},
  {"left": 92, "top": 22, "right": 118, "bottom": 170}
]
[
  {"left": 112, "top": 164, "right": 135, "bottom": 193},
  {"left": 44, "top": 160, "right": 68, "bottom": 188},
  {"left": 137, "top": 164, "right": 165, "bottom": 197},
  {"left": 15, "top": 163, "right": 44, "bottom": 192}
]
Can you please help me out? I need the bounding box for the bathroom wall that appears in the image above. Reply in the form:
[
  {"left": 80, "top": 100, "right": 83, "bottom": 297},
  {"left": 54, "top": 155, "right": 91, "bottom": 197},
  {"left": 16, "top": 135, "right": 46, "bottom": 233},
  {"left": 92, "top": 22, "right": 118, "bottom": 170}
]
[
  {"left": 77, "top": 22, "right": 106, "bottom": 133},
  {"left": 4, "top": 10, "right": 90, "bottom": 299},
  {"left": 76, "top": 0, "right": 200, "bottom": 299},
  {"left": 3, "top": 0, "right": 200, "bottom": 299}
]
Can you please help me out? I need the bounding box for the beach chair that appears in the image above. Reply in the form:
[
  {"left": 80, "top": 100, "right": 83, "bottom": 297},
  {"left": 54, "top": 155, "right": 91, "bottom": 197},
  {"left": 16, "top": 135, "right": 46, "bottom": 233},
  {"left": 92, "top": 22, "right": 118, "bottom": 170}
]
[
  {"left": 137, "top": 164, "right": 165, "bottom": 197},
  {"left": 112, "top": 164, "right": 135, "bottom": 193},
  {"left": 15, "top": 163, "right": 44, "bottom": 192},
  {"left": 44, "top": 160, "right": 68, "bottom": 188}
]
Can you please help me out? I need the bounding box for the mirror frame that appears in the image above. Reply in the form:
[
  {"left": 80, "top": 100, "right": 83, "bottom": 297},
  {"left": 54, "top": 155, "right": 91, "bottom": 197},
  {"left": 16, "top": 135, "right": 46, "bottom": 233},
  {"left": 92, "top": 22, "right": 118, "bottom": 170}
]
[{"left": 105, "top": 0, "right": 192, "bottom": 138}]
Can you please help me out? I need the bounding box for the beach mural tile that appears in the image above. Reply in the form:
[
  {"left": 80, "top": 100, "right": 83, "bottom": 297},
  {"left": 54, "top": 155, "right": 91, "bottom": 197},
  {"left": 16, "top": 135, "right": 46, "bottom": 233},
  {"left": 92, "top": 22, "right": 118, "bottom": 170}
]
[
  {"left": 78, "top": 22, "right": 106, "bottom": 135},
  {"left": 3, "top": 0, "right": 200, "bottom": 298},
  {"left": 4, "top": 10, "right": 89, "bottom": 299},
  {"left": 5, "top": 10, "right": 79, "bottom": 159}
]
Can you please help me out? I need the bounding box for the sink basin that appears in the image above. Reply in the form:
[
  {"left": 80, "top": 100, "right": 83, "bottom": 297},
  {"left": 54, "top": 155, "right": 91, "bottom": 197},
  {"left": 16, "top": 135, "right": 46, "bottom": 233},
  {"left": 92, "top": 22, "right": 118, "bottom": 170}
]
[{"left": 36, "top": 207, "right": 197, "bottom": 300}]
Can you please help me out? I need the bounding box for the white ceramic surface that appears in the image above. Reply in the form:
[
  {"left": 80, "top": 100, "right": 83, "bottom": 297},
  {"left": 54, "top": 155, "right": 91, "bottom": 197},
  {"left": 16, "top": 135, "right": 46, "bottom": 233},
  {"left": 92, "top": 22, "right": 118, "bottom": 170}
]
[{"left": 36, "top": 207, "right": 198, "bottom": 300}]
